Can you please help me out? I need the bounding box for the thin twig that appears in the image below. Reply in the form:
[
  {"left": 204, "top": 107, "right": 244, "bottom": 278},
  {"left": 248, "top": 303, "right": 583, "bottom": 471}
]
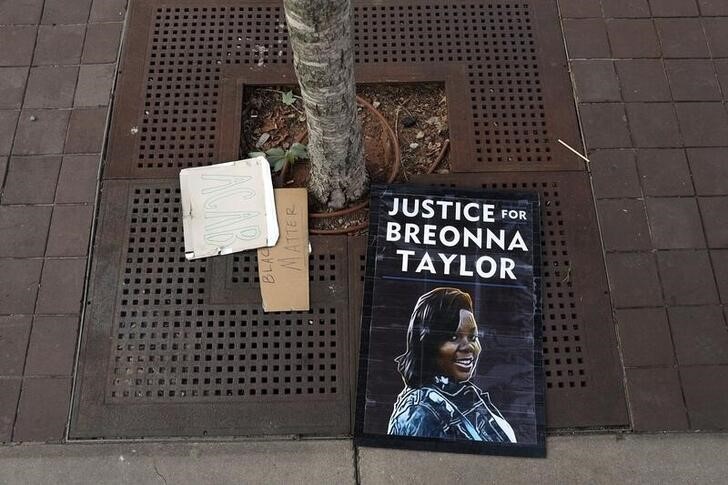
[
  {"left": 426, "top": 139, "right": 450, "bottom": 174},
  {"left": 557, "top": 139, "right": 589, "bottom": 163},
  {"left": 257, "top": 88, "right": 304, "bottom": 116},
  {"left": 399, "top": 96, "right": 414, "bottom": 117}
]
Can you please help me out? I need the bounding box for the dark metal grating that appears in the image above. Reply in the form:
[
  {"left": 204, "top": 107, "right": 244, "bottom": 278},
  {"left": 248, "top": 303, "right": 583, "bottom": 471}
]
[
  {"left": 105, "top": 0, "right": 582, "bottom": 179},
  {"left": 72, "top": 0, "right": 623, "bottom": 438},
  {"left": 71, "top": 180, "right": 352, "bottom": 437},
  {"left": 73, "top": 174, "right": 627, "bottom": 436},
  {"left": 354, "top": 3, "right": 555, "bottom": 166},
  {"left": 413, "top": 172, "right": 628, "bottom": 428},
  {"left": 136, "top": 6, "right": 290, "bottom": 171},
  {"left": 109, "top": 187, "right": 341, "bottom": 402}
]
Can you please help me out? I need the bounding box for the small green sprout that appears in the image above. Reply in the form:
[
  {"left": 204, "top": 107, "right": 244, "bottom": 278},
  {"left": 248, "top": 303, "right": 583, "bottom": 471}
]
[
  {"left": 281, "top": 90, "right": 296, "bottom": 106},
  {"left": 249, "top": 142, "right": 309, "bottom": 172}
]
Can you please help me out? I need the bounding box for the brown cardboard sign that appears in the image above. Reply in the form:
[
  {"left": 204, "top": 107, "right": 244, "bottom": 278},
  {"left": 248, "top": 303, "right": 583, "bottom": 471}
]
[{"left": 258, "top": 188, "right": 309, "bottom": 312}]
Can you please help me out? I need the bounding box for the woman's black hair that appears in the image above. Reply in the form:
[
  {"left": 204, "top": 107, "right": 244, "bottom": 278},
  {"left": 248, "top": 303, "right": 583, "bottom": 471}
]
[{"left": 394, "top": 287, "right": 474, "bottom": 387}]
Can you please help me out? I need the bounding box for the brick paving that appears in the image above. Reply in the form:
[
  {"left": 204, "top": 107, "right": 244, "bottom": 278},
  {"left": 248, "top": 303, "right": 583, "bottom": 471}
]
[
  {"left": 563, "top": 0, "right": 728, "bottom": 431},
  {"left": 0, "top": 0, "right": 125, "bottom": 443},
  {"left": 0, "top": 0, "right": 728, "bottom": 443}
]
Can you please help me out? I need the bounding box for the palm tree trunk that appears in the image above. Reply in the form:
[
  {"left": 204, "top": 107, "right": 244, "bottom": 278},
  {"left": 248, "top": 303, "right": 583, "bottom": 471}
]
[{"left": 283, "top": 0, "right": 368, "bottom": 210}]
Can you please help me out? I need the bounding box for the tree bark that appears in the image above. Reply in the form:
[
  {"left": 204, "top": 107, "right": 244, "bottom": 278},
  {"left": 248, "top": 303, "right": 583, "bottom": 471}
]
[{"left": 283, "top": 0, "right": 368, "bottom": 209}]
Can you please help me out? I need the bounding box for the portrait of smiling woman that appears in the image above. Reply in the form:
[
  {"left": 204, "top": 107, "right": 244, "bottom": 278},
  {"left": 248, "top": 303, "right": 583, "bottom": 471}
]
[{"left": 387, "top": 287, "right": 517, "bottom": 443}]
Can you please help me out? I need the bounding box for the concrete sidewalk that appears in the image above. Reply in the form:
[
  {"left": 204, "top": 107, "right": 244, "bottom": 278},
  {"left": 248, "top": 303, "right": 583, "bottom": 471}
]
[
  {"left": 0, "top": 439, "right": 357, "bottom": 485},
  {"left": 1, "top": 433, "right": 727, "bottom": 484}
]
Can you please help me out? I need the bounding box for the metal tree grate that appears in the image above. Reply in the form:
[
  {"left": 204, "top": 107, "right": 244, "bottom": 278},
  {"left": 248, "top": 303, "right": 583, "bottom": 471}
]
[
  {"left": 137, "top": 5, "right": 290, "bottom": 170},
  {"left": 413, "top": 172, "right": 628, "bottom": 428},
  {"left": 105, "top": 0, "right": 582, "bottom": 178},
  {"left": 72, "top": 180, "right": 352, "bottom": 437},
  {"left": 353, "top": 3, "right": 550, "bottom": 165},
  {"left": 72, "top": 0, "right": 623, "bottom": 438},
  {"left": 482, "top": 180, "right": 584, "bottom": 390},
  {"left": 110, "top": 186, "right": 340, "bottom": 402}
]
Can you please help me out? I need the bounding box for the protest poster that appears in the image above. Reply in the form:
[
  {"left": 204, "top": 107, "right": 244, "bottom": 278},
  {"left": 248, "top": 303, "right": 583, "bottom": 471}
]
[{"left": 355, "top": 184, "right": 545, "bottom": 457}]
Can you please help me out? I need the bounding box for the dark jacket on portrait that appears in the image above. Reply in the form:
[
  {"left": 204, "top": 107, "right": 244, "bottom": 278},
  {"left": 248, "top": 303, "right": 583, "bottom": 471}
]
[{"left": 388, "top": 376, "right": 517, "bottom": 442}]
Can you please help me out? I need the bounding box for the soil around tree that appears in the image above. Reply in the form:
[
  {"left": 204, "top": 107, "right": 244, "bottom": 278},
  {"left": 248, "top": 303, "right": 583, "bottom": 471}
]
[
  {"left": 240, "top": 83, "right": 450, "bottom": 233},
  {"left": 358, "top": 83, "right": 450, "bottom": 179}
]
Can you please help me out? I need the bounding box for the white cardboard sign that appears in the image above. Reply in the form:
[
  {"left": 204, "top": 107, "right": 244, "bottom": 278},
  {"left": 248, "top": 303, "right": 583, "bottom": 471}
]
[{"left": 180, "top": 157, "right": 279, "bottom": 260}]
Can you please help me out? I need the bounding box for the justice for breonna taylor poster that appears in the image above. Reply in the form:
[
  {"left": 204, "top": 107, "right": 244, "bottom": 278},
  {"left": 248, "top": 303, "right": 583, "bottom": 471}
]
[{"left": 355, "top": 184, "right": 545, "bottom": 457}]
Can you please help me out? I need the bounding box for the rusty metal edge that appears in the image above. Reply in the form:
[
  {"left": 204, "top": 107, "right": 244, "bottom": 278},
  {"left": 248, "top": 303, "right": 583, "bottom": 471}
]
[
  {"left": 106, "top": 0, "right": 155, "bottom": 178},
  {"left": 530, "top": 0, "right": 585, "bottom": 172},
  {"left": 70, "top": 179, "right": 130, "bottom": 437}
]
